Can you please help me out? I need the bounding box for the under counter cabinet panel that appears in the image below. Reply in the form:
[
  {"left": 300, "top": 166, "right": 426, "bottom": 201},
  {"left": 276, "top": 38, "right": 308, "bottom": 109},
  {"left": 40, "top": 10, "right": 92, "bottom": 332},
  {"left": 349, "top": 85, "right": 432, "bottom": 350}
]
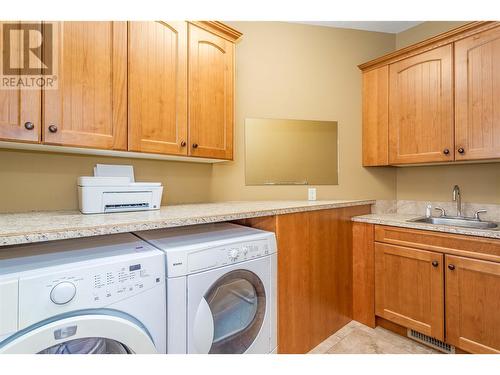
[
  {"left": 446, "top": 255, "right": 500, "bottom": 354},
  {"left": 388, "top": 45, "right": 454, "bottom": 164},
  {"left": 42, "top": 22, "right": 127, "bottom": 150},
  {"left": 188, "top": 24, "right": 235, "bottom": 160},
  {"left": 128, "top": 21, "right": 188, "bottom": 155},
  {"left": 455, "top": 26, "right": 500, "bottom": 161},
  {"left": 374, "top": 243, "right": 444, "bottom": 340},
  {"left": 362, "top": 66, "right": 389, "bottom": 166},
  {"left": 0, "top": 22, "right": 41, "bottom": 143},
  {"left": 235, "top": 205, "right": 371, "bottom": 354}
]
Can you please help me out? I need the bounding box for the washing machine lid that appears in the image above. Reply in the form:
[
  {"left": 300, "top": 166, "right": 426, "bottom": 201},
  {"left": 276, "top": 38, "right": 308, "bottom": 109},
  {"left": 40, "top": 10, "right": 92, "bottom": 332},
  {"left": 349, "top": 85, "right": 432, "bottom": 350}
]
[{"left": 0, "top": 309, "right": 157, "bottom": 354}]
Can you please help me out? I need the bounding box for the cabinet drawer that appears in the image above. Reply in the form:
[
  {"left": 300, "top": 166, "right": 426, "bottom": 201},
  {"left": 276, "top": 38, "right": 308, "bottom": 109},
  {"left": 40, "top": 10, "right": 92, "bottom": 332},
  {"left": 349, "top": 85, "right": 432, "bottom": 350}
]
[{"left": 375, "top": 225, "right": 500, "bottom": 262}]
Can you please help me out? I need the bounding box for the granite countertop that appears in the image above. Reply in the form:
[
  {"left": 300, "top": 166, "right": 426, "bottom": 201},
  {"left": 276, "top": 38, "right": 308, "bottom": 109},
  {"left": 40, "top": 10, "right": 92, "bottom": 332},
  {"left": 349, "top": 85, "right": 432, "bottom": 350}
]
[
  {"left": 352, "top": 213, "right": 500, "bottom": 240},
  {"left": 0, "top": 200, "right": 374, "bottom": 247}
]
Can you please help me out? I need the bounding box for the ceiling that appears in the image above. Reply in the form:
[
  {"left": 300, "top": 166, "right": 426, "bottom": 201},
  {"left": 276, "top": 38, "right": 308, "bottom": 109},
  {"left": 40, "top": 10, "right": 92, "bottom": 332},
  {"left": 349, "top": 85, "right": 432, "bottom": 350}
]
[{"left": 296, "top": 21, "right": 424, "bottom": 33}]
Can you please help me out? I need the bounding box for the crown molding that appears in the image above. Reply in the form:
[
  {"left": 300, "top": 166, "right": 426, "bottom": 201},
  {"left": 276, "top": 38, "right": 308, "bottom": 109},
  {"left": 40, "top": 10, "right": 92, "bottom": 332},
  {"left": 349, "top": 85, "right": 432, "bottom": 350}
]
[{"left": 359, "top": 21, "right": 499, "bottom": 71}]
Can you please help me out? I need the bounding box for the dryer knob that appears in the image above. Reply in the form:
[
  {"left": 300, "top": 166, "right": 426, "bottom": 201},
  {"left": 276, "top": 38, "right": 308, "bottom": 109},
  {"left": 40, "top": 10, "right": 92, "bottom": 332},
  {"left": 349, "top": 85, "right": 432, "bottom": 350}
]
[{"left": 50, "top": 281, "right": 76, "bottom": 305}]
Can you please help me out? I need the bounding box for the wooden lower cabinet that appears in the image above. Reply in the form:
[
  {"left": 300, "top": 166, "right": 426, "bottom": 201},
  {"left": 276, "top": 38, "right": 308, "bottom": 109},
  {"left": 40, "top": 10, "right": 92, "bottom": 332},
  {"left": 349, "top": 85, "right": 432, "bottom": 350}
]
[
  {"left": 235, "top": 205, "right": 371, "bottom": 354},
  {"left": 374, "top": 243, "right": 444, "bottom": 340},
  {"left": 446, "top": 255, "right": 500, "bottom": 353},
  {"left": 355, "top": 224, "right": 500, "bottom": 353}
]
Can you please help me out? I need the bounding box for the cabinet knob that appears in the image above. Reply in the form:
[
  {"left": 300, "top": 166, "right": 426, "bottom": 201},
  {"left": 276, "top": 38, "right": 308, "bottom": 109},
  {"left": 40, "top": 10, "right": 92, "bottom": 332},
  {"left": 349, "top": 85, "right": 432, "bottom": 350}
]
[
  {"left": 457, "top": 148, "right": 465, "bottom": 154},
  {"left": 443, "top": 149, "right": 450, "bottom": 155},
  {"left": 48, "top": 125, "right": 58, "bottom": 133},
  {"left": 192, "top": 143, "right": 198, "bottom": 149},
  {"left": 180, "top": 140, "right": 186, "bottom": 147},
  {"left": 24, "top": 122, "right": 34, "bottom": 130},
  {"left": 448, "top": 264, "right": 455, "bottom": 271},
  {"left": 432, "top": 261, "right": 439, "bottom": 267}
]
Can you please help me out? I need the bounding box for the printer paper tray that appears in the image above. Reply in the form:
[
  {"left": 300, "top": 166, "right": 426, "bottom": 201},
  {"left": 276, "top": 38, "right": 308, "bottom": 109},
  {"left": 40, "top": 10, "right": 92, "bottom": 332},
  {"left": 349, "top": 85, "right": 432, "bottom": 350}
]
[{"left": 102, "top": 191, "right": 152, "bottom": 212}]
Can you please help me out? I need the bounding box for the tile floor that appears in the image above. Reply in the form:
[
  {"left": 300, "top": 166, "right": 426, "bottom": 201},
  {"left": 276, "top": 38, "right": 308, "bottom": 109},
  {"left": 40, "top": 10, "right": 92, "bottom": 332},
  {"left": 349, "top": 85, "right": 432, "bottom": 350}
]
[{"left": 309, "top": 321, "right": 440, "bottom": 354}]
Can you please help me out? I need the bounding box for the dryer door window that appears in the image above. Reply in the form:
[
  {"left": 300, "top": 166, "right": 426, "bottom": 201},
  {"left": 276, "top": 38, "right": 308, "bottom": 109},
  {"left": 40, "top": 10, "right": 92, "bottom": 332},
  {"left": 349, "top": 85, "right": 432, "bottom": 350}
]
[{"left": 205, "top": 270, "right": 266, "bottom": 354}]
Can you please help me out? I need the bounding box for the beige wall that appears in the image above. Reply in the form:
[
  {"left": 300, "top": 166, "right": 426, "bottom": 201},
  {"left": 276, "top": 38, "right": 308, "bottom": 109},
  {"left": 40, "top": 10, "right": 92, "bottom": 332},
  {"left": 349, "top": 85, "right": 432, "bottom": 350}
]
[
  {"left": 210, "top": 22, "right": 397, "bottom": 202},
  {"left": 0, "top": 149, "right": 212, "bottom": 212},
  {"left": 397, "top": 164, "right": 500, "bottom": 204},
  {"left": 396, "top": 21, "right": 469, "bottom": 48},
  {"left": 394, "top": 21, "right": 500, "bottom": 204}
]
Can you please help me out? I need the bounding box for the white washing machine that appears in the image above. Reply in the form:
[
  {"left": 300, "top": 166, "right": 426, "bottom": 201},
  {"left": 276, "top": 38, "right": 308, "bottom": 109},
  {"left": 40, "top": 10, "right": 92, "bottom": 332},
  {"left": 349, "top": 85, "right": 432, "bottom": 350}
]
[
  {"left": 0, "top": 233, "right": 166, "bottom": 354},
  {"left": 134, "top": 223, "right": 277, "bottom": 354}
]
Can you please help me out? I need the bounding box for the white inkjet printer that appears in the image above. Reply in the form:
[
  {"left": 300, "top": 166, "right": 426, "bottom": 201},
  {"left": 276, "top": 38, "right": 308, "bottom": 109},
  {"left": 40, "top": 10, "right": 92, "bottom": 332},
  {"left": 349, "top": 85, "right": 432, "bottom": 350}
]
[{"left": 78, "top": 164, "right": 163, "bottom": 214}]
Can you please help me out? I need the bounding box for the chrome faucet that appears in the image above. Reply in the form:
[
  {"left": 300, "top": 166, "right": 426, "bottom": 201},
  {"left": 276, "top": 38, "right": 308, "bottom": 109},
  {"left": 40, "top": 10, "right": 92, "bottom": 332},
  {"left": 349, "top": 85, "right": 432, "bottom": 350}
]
[{"left": 453, "top": 185, "right": 462, "bottom": 217}]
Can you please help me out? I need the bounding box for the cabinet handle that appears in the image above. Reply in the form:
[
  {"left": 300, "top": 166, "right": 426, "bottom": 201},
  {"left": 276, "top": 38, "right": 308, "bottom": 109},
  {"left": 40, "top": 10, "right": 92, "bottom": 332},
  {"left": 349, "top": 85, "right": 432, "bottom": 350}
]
[
  {"left": 448, "top": 264, "right": 455, "bottom": 271},
  {"left": 48, "top": 125, "right": 58, "bottom": 133},
  {"left": 192, "top": 143, "right": 198, "bottom": 149},
  {"left": 24, "top": 122, "right": 34, "bottom": 130},
  {"left": 180, "top": 141, "right": 186, "bottom": 147},
  {"left": 457, "top": 148, "right": 465, "bottom": 154},
  {"left": 443, "top": 149, "right": 450, "bottom": 155},
  {"left": 432, "top": 261, "right": 439, "bottom": 267}
]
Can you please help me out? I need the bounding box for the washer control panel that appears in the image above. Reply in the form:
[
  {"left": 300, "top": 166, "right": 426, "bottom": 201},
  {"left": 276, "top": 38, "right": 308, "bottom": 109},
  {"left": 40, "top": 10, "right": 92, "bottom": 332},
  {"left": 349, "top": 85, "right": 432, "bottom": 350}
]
[
  {"left": 17, "top": 251, "right": 165, "bottom": 329},
  {"left": 89, "top": 262, "right": 155, "bottom": 303}
]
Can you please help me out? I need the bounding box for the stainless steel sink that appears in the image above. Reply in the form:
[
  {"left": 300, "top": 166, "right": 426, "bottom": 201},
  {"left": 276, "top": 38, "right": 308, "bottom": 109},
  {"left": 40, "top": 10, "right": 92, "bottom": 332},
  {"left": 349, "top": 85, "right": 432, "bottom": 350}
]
[{"left": 409, "top": 216, "right": 498, "bottom": 230}]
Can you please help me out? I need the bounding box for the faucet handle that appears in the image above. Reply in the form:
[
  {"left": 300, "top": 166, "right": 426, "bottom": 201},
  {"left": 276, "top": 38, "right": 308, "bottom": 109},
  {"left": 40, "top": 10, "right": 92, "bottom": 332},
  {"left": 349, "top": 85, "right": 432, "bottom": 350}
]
[
  {"left": 474, "top": 210, "right": 487, "bottom": 221},
  {"left": 434, "top": 207, "right": 446, "bottom": 217}
]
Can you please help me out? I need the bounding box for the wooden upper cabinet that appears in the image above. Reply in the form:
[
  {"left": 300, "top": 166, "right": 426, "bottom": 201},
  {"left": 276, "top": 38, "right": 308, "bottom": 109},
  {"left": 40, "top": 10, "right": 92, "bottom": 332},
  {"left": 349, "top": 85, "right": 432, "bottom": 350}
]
[
  {"left": 446, "top": 255, "right": 500, "bottom": 353},
  {"left": 188, "top": 24, "right": 234, "bottom": 159},
  {"left": 455, "top": 26, "right": 500, "bottom": 161},
  {"left": 0, "top": 22, "right": 41, "bottom": 143},
  {"left": 362, "top": 66, "right": 389, "bottom": 166},
  {"left": 388, "top": 45, "right": 454, "bottom": 164},
  {"left": 375, "top": 243, "right": 444, "bottom": 340},
  {"left": 42, "top": 22, "right": 127, "bottom": 150},
  {"left": 128, "top": 21, "right": 188, "bottom": 155}
]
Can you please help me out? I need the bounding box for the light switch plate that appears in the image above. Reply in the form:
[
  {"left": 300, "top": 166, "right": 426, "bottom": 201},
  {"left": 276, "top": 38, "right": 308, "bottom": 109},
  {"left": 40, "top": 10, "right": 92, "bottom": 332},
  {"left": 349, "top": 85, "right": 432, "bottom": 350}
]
[{"left": 308, "top": 188, "right": 317, "bottom": 201}]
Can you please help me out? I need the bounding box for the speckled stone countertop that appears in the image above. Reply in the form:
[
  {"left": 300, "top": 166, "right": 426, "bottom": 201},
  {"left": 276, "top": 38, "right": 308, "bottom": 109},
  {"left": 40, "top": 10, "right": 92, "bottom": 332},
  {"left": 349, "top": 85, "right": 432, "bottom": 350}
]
[
  {"left": 352, "top": 213, "right": 500, "bottom": 240},
  {"left": 0, "top": 200, "right": 374, "bottom": 247}
]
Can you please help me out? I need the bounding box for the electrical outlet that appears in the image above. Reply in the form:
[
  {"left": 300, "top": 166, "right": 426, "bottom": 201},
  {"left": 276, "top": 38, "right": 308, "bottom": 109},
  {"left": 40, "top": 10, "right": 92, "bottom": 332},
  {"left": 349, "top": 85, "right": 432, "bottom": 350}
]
[{"left": 308, "top": 188, "right": 317, "bottom": 201}]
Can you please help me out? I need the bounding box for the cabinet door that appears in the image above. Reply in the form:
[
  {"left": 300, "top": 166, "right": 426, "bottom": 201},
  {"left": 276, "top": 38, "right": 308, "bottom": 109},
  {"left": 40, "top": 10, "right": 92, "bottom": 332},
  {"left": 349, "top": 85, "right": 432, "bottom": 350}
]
[
  {"left": 375, "top": 243, "right": 444, "bottom": 339},
  {"left": 188, "top": 24, "right": 234, "bottom": 160},
  {"left": 43, "top": 22, "right": 127, "bottom": 150},
  {"left": 0, "top": 22, "right": 41, "bottom": 143},
  {"left": 388, "top": 45, "right": 454, "bottom": 164},
  {"left": 128, "top": 21, "right": 188, "bottom": 155},
  {"left": 446, "top": 255, "right": 500, "bottom": 353},
  {"left": 362, "top": 66, "right": 389, "bottom": 166},
  {"left": 455, "top": 26, "right": 500, "bottom": 161}
]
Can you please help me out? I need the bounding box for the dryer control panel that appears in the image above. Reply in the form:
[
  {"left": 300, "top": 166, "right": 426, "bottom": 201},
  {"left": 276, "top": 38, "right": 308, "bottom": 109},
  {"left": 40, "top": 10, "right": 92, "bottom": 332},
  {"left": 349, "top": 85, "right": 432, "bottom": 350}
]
[{"left": 165, "top": 233, "right": 277, "bottom": 277}]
